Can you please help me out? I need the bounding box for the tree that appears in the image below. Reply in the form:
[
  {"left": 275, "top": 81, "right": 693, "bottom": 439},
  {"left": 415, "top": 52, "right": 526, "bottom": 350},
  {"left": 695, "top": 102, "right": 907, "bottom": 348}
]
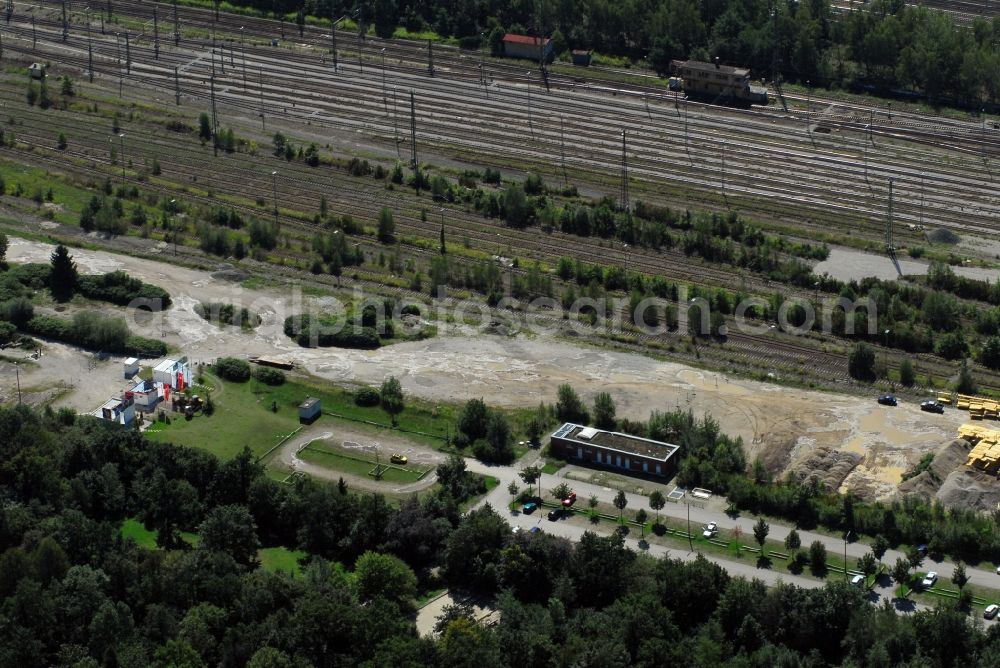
[
  {"left": 952, "top": 562, "right": 969, "bottom": 591},
  {"left": 475, "top": 412, "right": 514, "bottom": 464},
  {"left": 377, "top": 207, "right": 395, "bottom": 243},
  {"left": 592, "top": 391, "right": 616, "bottom": 430},
  {"left": 872, "top": 535, "right": 889, "bottom": 566},
  {"left": 555, "top": 384, "right": 589, "bottom": 424},
  {"left": 551, "top": 482, "right": 571, "bottom": 502},
  {"left": 891, "top": 557, "right": 912, "bottom": 594},
  {"left": 980, "top": 337, "right": 1000, "bottom": 370},
  {"left": 899, "top": 357, "right": 916, "bottom": 386},
  {"left": 501, "top": 182, "right": 529, "bottom": 228},
  {"left": 457, "top": 398, "right": 490, "bottom": 441},
  {"left": 518, "top": 465, "right": 541, "bottom": 497},
  {"left": 907, "top": 547, "right": 924, "bottom": 575},
  {"left": 649, "top": 490, "right": 666, "bottom": 525},
  {"left": 50, "top": 243, "right": 78, "bottom": 301},
  {"left": 198, "top": 112, "right": 212, "bottom": 142},
  {"left": 198, "top": 504, "right": 260, "bottom": 566},
  {"left": 57, "top": 132, "right": 67, "bottom": 150},
  {"left": 0, "top": 231, "right": 7, "bottom": 263},
  {"left": 848, "top": 342, "right": 877, "bottom": 381},
  {"left": 955, "top": 359, "right": 978, "bottom": 394},
  {"left": 784, "top": 529, "right": 801, "bottom": 551},
  {"left": 753, "top": 517, "right": 769, "bottom": 555},
  {"left": 354, "top": 551, "right": 418, "bottom": 610},
  {"left": 613, "top": 489, "right": 628, "bottom": 522},
  {"left": 808, "top": 540, "right": 827, "bottom": 574},
  {"left": 60, "top": 75, "right": 74, "bottom": 96},
  {"left": 379, "top": 375, "right": 404, "bottom": 426},
  {"left": 858, "top": 552, "right": 877, "bottom": 580},
  {"left": 507, "top": 481, "right": 519, "bottom": 496}
]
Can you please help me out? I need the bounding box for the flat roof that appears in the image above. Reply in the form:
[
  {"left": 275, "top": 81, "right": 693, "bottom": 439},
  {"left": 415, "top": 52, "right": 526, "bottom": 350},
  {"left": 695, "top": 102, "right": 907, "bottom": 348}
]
[
  {"left": 503, "top": 33, "right": 550, "bottom": 46},
  {"left": 674, "top": 59, "right": 749, "bottom": 77},
  {"left": 153, "top": 358, "right": 178, "bottom": 372},
  {"left": 551, "top": 423, "right": 679, "bottom": 461},
  {"left": 100, "top": 398, "right": 124, "bottom": 410},
  {"left": 124, "top": 357, "right": 139, "bottom": 365},
  {"left": 299, "top": 397, "right": 320, "bottom": 409}
]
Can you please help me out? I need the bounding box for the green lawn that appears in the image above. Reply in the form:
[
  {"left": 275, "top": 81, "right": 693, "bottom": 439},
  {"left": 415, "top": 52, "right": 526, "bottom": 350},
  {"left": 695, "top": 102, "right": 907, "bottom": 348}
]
[
  {"left": 146, "top": 371, "right": 532, "bottom": 463},
  {"left": 298, "top": 443, "right": 429, "bottom": 483},
  {"left": 120, "top": 519, "right": 303, "bottom": 573},
  {"left": 259, "top": 546, "right": 306, "bottom": 576}
]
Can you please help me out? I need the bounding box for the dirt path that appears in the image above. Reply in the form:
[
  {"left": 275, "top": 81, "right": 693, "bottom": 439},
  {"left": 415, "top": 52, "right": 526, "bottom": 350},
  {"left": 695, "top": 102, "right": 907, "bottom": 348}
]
[{"left": 274, "top": 423, "right": 445, "bottom": 494}]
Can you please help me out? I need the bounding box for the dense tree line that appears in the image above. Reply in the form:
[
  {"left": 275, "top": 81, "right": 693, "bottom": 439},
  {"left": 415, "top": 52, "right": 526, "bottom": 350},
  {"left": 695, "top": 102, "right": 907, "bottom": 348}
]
[
  {"left": 6, "top": 403, "right": 1000, "bottom": 666},
  {"left": 255, "top": 0, "right": 1000, "bottom": 106}
]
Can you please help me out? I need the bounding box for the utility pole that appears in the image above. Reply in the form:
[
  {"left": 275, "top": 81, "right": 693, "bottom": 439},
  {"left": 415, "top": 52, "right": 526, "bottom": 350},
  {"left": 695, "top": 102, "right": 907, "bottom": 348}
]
[
  {"left": 559, "top": 114, "right": 567, "bottom": 185},
  {"left": 210, "top": 73, "right": 219, "bottom": 156},
  {"left": 271, "top": 171, "right": 279, "bottom": 226},
  {"left": 381, "top": 47, "right": 387, "bottom": 116},
  {"left": 620, "top": 128, "right": 629, "bottom": 211},
  {"left": 61, "top": 0, "right": 68, "bottom": 41},
  {"left": 259, "top": 66, "right": 265, "bottom": 130},
  {"left": 427, "top": 39, "right": 434, "bottom": 76},
  {"left": 115, "top": 33, "right": 123, "bottom": 98},
  {"left": 125, "top": 32, "right": 131, "bottom": 74},
  {"left": 331, "top": 20, "right": 338, "bottom": 71},
  {"left": 4, "top": 0, "right": 10, "bottom": 25},
  {"left": 240, "top": 27, "right": 246, "bottom": 91},
  {"left": 32, "top": 14, "right": 36, "bottom": 47},
  {"left": 153, "top": 7, "right": 159, "bottom": 59},
  {"left": 919, "top": 171, "right": 925, "bottom": 227},
  {"left": 174, "top": 66, "right": 180, "bottom": 105},
  {"left": 118, "top": 133, "right": 126, "bottom": 186},
  {"left": 392, "top": 86, "right": 400, "bottom": 157},
  {"left": 86, "top": 7, "right": 93, "bottom": 82},
  {"left": 886, "top": 177, "right": 895, "bottom": 252},
  {"left": 107, "top": 0, "right": 112, "bottom": 22},
  {"left": 526, "top": 71, "right": 534, "bottom": 139},
  {"left": 173, "top": 0, "right": 179, "bottom": 45},
  {"left": 686, "top": 499, "right": 693, "bottom": 551},
  {"left": 410, "top": 91, "right": 417, "bottom": 168},
  {"left": 14, "top": 362, "right": 20, "bottom": 405}
]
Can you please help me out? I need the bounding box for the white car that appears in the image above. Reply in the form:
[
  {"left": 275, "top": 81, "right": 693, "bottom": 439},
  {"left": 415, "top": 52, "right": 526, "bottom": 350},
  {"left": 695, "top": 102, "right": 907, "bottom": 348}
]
[
  {"left": 850, "top": 574, "right": 865, "bottom": 588},
  {"left": 511, "top": 526, "right": 521, "bottom": 534},
  {"left": 703, "top": 522, "right": 718, "bottom": 538},
  {"left": 985, "top": 604, "right": 1000, "bottom": 620},
  {"left": 921, "top": 571, "right": 938, "bottom": 588}
]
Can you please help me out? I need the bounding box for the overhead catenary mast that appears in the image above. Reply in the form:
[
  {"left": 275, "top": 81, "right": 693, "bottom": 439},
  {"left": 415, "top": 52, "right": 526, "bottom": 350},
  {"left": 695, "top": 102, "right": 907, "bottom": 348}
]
[
  {"left": 410, "top": 91, "right": 417, "bottom": 168},
  {"left": 620, "top": 129, "right": 629, "bottom": 211}
]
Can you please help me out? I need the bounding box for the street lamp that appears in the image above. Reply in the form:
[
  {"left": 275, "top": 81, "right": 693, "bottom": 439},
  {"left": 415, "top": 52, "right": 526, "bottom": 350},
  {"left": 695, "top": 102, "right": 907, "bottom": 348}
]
[
  {"left": 439, "top": 207, "right": 445, "bottom": 255},
  {"left": 240, "top": 27, "right": 247, "bottom": 92},
  {"left": 844, "top": 530, "right": 852, "bottom": 581},
  {"left": 14, "top": 360, "right": 21, "bottom": 405},
  {"left": 271, "top": 171, "right": 279, "bottom": 226}
]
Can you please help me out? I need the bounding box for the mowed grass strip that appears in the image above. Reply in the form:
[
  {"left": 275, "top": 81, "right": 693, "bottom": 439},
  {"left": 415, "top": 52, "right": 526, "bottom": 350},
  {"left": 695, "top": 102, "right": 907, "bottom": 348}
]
[{"left": 299, "top": 443, "right": 428, "bottom": 483}]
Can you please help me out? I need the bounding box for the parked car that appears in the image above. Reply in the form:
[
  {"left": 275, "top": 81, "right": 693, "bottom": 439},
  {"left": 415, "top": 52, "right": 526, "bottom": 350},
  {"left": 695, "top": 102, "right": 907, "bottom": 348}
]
[
  {"left": 529, "top": 527, "right": 541, "bottom": 534},
  {"left": 390, "top": 453, "right": 408, "bottom": 464},
  {"left": 878, "top": 394, "right": 898, "bottom": 406},
  {"left": 547, "top": 509, "right": 561, "bottom": 521},
  {"left": 522, "top": 502, "right": 538, "bottom": 514},
  {"left": 511, "top": 526, "right": 521, "bottom": 534},
  {"left": 920, "top": 400, "right": 944, "bottom": 414},
  {"left": 561, "top": 491, "right": 578, "bottom": 508},
  {"left": 985, "top": 604, "right": 1000, "bottom": 619},
  {"left": 850, "top": 574, "right": 865, "bottom": 588},
  {"left": 921, "top": 571, "right": 938, "bottom": 588},
  {"left": 703, "top": 522, "right": 718, "bottom": 538}
]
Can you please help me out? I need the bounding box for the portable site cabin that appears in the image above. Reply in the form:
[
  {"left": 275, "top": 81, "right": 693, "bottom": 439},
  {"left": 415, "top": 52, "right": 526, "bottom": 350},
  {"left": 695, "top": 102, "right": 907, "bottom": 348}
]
[
  {"left": 153, "top": 357, "right": 192, "bottom": 391},
  {"left": 299, "top": 397, "right": 321, "bottom": 424},
  {"left": 123, "top": 357, "right": 140, "bottom": 379},
  {"left": 28, "top": 63, "right": 44, "bottom": 79}
]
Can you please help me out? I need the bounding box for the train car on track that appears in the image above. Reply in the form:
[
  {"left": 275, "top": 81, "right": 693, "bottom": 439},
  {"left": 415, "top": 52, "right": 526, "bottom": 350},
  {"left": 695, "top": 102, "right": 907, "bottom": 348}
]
[{"left": 670, "top": 59, "right": 768, "bottom": 106}]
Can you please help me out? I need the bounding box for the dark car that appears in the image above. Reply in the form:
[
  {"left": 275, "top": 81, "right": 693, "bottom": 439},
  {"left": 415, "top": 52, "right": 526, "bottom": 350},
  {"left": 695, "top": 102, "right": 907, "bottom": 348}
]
[
  {"left": 921, "top": 400, "right": 944, "bottom": 413},
  {"left": 548, "top": 509, "right": 561, "bottom": 521},
  {"left": 878, "top": 394, "right": 898, "bottom": 406},
  {"left": 522, "top": 502, "right": 538, "bottom": 514}
]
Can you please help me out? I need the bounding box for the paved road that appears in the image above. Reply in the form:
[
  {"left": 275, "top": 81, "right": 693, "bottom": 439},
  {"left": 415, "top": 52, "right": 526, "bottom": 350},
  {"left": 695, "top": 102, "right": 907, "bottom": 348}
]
[{"left": 465, "top": 454, "right": 1000, "bottom": 613}]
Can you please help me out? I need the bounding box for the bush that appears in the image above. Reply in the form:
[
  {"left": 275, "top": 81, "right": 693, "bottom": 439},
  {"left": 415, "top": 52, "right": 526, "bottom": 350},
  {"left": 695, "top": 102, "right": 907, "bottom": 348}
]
[
  {"left": 354, "top": 386, "right": 381, "bottom": 407},
  {"left": 215, "top": 356, "right": 252, "bottom": 382},
  {"left": 125, "top": 335, "right": 167, "bottom": 357},
  {"left": 0, "top": 321, "right": 16, "bottom": 344},
  {"left": 254, "top": 367, "right": 286, "bottom": 386},
  {"left": 77, "top": 271, "right": 172, "bottom": 309}
]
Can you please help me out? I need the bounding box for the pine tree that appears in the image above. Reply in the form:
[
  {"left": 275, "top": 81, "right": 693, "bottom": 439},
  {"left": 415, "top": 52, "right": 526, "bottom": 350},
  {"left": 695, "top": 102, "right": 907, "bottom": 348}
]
[{"left": 49, "top": 244, "right": 78, "bottom": 301}]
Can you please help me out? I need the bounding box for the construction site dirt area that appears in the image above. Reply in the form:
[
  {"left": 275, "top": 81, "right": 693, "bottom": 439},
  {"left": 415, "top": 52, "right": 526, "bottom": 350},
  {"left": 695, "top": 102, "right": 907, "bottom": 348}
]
[{"left": 2, "top": 238, "right": 966, "bottom": 500}]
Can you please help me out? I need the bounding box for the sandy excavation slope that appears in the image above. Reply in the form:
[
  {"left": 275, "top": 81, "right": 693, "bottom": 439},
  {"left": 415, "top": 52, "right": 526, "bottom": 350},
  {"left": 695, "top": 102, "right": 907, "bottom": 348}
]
[{"left": 3, "top": 238, "right": 967, "bottom": 500}]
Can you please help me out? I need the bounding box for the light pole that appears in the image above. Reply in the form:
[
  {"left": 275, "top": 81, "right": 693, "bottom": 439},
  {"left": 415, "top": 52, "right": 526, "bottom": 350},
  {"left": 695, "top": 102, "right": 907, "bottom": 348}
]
[
  {"left": 844, "top": 530, "right": 851, "bottom": 581},
  {"left": 526, "top": 71, "right": 534, "bottom": 140},
  {"left": 439, "top": 207, "right": 445, "bottom": 255},
  {"left": 271, "top": 171, "right": 279, "bottom": 226},
  {"left": 14, "top": 361, "right": 21, "bottom": 405},
  {"left": 240, "top": 27, "right": 246, "bottom": 92},
  {"left": 806, "top": 80, "right": 811, "bottom": 135}
]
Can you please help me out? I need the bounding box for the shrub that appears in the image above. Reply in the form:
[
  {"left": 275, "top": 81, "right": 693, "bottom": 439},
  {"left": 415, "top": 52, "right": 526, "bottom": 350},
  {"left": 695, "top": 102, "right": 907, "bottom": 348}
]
[
  {"left": 125, "top": 335, "right": 167, "bottom": 357},
  {"left": 215, "top": 356, "right": 252, "bottom": 382},
  {"left": 77, "top": 271, "right": 172, "bottom": 309},
  {"left": 254, "top": 367, "right": 286, "bottom": 386},
  {"left": 354, "top": 386, "right": 381, "bottom": 407},
  {"left": 0, "top": 321, "right": 16, "bottom": 344}
]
